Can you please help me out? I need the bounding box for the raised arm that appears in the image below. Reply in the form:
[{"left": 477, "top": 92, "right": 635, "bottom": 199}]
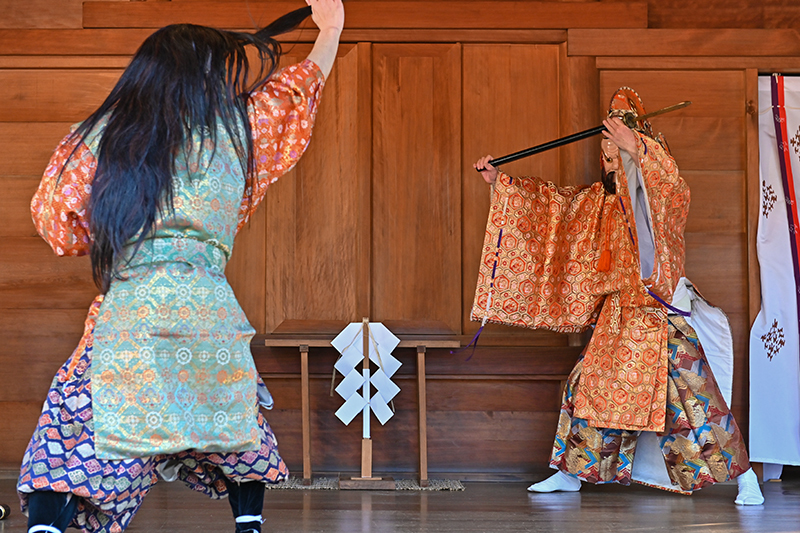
[{"left": 304, "top": 0, "right": 344, "bottom": 80}]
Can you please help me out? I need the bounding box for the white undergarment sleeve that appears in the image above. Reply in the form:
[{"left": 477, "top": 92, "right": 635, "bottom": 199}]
[{"left": 621, "top": 150, "right": 655, "bottom": 279}]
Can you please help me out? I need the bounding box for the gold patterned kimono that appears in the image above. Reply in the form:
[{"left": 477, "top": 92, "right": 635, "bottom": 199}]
[
  {"left": 471, "top": 133, "right": 750, "bottom": 492},
  {"left": 473, "top": 134, "right": 689, "bottom": 433}
]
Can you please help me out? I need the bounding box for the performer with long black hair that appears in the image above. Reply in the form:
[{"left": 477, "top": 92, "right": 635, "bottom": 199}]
[{"left": 17, "top": 1, "right": 343, "bottom": 531}]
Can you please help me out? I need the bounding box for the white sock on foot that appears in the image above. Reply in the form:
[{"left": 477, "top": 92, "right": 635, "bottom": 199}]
[
  {"left": 527, "top": 471, "right": 581, "bottom": 493},
  {"left": 735, "top": 468, "right": 764, "bottom": 505},
  {"left": 29, "top": 527, "right": 62, "bottom": 533}
]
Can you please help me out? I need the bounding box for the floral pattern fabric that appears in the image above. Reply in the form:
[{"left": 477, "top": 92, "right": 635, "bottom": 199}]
[
  {"left": 19, "top": 60, "right": 324, "bottom": 531},
  {"left": 471, "top": 135, "right": 690, "bottom": 432},
  {"left": 18, "top": 299, "right": 288, "bottom": 532},
  {"left": 550, "top": 316, "right": 750, "bottom": 493}
]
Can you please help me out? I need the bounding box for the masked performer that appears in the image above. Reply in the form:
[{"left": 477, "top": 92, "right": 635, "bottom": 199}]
[
  {"left": 17, "top": 1, "right": 344, "bottom": 532},
  {"left": 472, "top": 88, "right": 763, "bottom": 505}
]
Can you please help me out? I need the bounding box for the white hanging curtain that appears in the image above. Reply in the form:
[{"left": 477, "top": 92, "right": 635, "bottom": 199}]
[{"left": 749, "top": 75, "right": 800, "bottom": 468}]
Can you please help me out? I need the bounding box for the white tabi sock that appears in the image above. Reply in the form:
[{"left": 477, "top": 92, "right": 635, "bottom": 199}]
[
  {"left": 527, "top": 471, "right": 582, "bottom": 493},
  {"left": 235, "top": 514, "right": 264, "bottom": 533},
  {"left": 735, "top": 468, "right": 764, "bottom": 505},
  {"left": 235, "top": 515, "right": 263, "bottom": 524},
  {"left": 29, "top": 526, "right": 63, "bottom": 533}
]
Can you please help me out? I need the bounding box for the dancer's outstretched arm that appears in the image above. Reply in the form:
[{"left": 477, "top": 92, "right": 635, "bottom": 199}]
[{"left": 305, "top": 0, "right": 344, "bottom": 79}]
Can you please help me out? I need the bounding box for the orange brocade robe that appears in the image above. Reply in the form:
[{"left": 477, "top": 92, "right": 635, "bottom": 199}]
[{"left": 471, "top": 135, "right": 690, "bottom": 432}]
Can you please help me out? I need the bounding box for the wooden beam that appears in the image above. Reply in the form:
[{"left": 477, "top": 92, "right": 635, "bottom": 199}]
[
  {"left": 570, "top": 29, "right": 800, "bottom": 57},
  {"left": 0, "top": 29, "right": 153, "bottom": 55},
  {"left": 0, "top": 56, "right": 131, "bottom": 69},
  {"left": 83, "top": 1, "right": 647, "bottom": 30},
  {"left": 0, "top": 29, "right": 566, "bottom": 57},
  {"left": 0, "top": 0, "right": 82, "bottom": 30},
  {"left": 596, "top": 56, "right": 800, "bottom": 72}
]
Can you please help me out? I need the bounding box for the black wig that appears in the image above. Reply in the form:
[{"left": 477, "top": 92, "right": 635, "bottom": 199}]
[{"left": 68, "top": 7, "right": 313, "bottom": 293}]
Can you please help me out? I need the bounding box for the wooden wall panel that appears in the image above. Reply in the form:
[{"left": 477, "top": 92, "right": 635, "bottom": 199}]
[
  {"left": 0, "top": 70, "right": 122, "bottom": 122},
  {"left": 558, "top": 46, "right": 601, "bottom": 188},
  {"left": 744, "top": 69, "right": 760, "bottom": 331},
  {"left": 0, "top": 402, "right": 47, "bottom": 467},
  {"left": 0, "top": 309, "right": 87, "bottom": 403},
  {"left": 569, "top": 29, "right": 800, "bottom": 57},
  {"left": 0, "top": 123, "right": 71, "bottom": 176},
  {"left": 372, "top": 44, "right": 462, "bottom": 334},
  {"left": 462, "top": 44, "right": 562, "bottom": 340},
  {"left": 653, "top": 118, "right": 744, "bottom": 171},
  {"left": 3, "top": 178, "right": 40, "bottom": 238},
  {"left": 82, "top": 1, "right": 648, "bottom": 30},
  {"left": 227, "top": 205, "right": 267, "bottom": 332},
  {"left": 0, "top": 238, "right": 96, "bottom": 309},
  {"left": 684, "top": 234, "right": 748, "bottom": 316},
  {"left": 0, "top": 0, "right": 83, "bottom": 30},
  {"left": 253, "top": 44, "right": 364, "bottom": 334},
  {"left": 682, "top": 171, "right": 745, "bottom": 234},
  {"left": 427, "top": 411, "right": 559, "bottom": 473},
  {"left": 0, "top": 29, "right": 151, "bottom": 56},
  {"left": 726, "top": 311, "right": 751, "bottom": 416},
  {"left": 646, "top": 1, "right": 800, "bottom": 30},
  {"left": 600, "top": 71, "right": 745, "bottom": 117}
]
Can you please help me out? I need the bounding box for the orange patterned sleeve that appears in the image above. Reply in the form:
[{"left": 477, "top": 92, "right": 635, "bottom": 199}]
[
  {"left": 239, "top": 59, "right": 326, "bottom": 231},
  {"left": 30, "top": 131, "right": 97, "bottom": 256}
]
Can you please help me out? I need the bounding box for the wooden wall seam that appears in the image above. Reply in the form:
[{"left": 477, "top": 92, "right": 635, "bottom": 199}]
[
  {"left": 81, "top": 1, "right": 648, "bottom": 30},
  {"left": 568, "top": 28, "right": 800, "bottom": 57}
]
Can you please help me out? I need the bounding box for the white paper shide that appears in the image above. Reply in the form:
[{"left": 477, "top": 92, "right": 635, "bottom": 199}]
[{"left": 331, "top": 322, "right": 401, "bottom": 437}]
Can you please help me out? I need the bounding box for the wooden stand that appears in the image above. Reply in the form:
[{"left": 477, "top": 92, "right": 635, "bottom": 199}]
[
  {"left": 264, "top": 332, "right": 459, "bottom": 488},
  {"left": 339, "top": 319, "right": 395, "bottom": 490},
  {"left": 338, "top": 434, "right": 394, "bottom": 488},
  {"left": 263, "top": 337, "right": 333, "bottom": 486},
  {"left": 416, "top": 345, "right": 429, "bottom": 488}
]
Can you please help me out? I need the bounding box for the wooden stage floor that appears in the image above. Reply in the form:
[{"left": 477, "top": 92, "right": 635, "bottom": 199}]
[{"left": 1, "top": 475, "right": 799, "bottom": 532}]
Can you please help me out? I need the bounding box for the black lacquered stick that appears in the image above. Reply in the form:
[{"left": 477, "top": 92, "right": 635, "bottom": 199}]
[
  {"left": 476, "top": 101, "right": 692, "bottom": 172},
  {"left": 477, "top": 124, "right": 607, "bottom": 171}
]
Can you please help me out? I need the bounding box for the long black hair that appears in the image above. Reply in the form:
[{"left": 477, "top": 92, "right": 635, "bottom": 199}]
[{"left": 69, "top": 7, "right": 313, "bottom": 293}]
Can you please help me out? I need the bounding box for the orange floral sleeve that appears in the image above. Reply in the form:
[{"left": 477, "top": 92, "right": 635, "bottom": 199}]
[
  {"left": 239, "top": 59, "right": 326, "bottom": 231},
  {"left": 30, "top": 131, "right": 97, "bottom": 256}
]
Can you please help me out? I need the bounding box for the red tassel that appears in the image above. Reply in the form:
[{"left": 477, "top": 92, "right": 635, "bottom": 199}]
[{"left": 598, "top": 198, "right": 613, "bottom": 272}]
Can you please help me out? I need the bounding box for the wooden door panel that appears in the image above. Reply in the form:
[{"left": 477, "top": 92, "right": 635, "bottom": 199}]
[
  {"left": 684, "top": 233, "right": 747, "bottom": 316},
  {"left": 600, "top": 70, "right": 745, "bottom": 119},
  {"left": 682, "top": 170, "right": 745, "bottom": 234},
  {"left": 648, "top": 117, "right": 745, "bottom": 171},
  {"left": 462, "top": 44, "right": 563, "bottom": 339},
  {"left": 372, "top": 43, "right": 462, "bottom": 334},
  {"left": 231, "top": 44, "right": 366, "bottom": 334}
]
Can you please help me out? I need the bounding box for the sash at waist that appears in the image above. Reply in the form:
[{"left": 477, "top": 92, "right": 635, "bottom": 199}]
[{"left": 119, "top": 236, "right": 228, "bottom": 272}]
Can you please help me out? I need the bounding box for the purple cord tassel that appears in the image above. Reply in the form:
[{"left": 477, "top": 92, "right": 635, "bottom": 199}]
[{"left": 451, "top": 324, "right": 485, "bottom": 361}]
